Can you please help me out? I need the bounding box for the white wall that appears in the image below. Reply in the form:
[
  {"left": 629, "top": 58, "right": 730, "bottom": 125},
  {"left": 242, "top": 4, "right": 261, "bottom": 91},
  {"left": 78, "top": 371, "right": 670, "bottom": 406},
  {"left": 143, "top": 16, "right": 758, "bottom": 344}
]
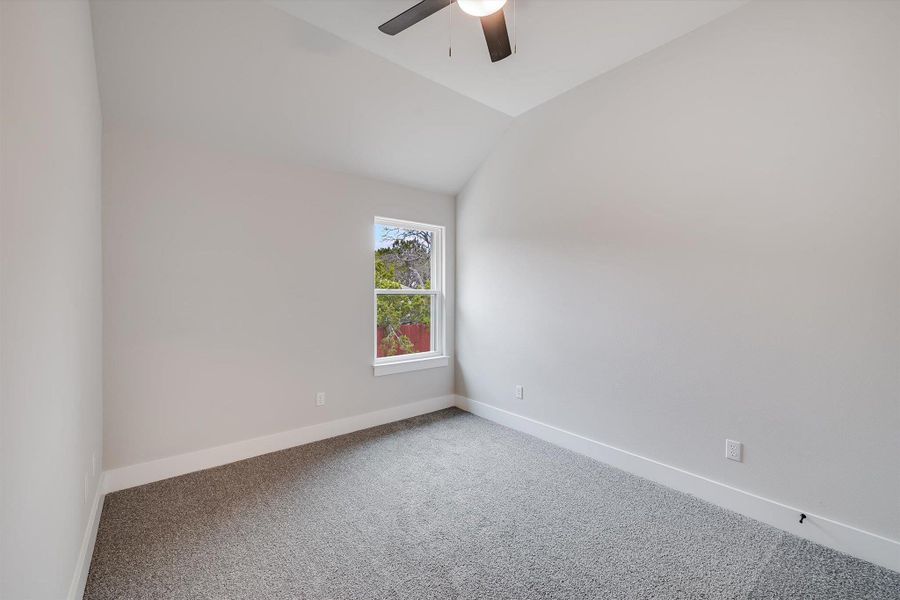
[
  {"left": 457, "top": 0, "right": 900, "bottom": 542},
  {"left": 0, "top": 1, "right": 104, "bottom": 598},
  {"left": 103, "top": 128, "right": 455, "bottom": 470}
]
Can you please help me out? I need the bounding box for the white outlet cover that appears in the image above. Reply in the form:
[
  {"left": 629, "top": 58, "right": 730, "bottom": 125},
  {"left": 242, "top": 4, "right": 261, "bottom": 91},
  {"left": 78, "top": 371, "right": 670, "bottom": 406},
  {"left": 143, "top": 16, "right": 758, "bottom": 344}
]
[
  {"left": 514, "top": 385, "right": 524, "bottom": 400},
  {"left": 316, "top": 392, "right": 326, "bottom": 406},
  {"left": 725, "top": 439, "right": 743, "bottom": 462}
]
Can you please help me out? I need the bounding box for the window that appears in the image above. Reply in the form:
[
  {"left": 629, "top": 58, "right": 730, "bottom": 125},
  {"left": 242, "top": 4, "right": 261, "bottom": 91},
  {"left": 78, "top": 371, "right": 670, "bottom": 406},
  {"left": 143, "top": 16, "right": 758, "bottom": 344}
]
[{"left": 373, "top": 217, "right": 447, "bottom": 376}]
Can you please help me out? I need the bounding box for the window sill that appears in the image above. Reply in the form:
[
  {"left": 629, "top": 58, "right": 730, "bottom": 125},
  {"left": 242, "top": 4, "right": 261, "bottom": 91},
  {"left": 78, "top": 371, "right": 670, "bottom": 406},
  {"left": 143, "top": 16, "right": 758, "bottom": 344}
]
[{"left": 373, "top": 355, "right": 449, "bottom": 377}]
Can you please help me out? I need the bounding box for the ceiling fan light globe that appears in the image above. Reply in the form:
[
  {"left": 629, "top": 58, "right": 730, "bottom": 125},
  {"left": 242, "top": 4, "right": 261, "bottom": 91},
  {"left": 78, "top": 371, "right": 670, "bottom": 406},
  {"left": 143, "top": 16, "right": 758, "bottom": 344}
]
[{"left": 456, "top": 0, "right": 507, "bottom": 18}]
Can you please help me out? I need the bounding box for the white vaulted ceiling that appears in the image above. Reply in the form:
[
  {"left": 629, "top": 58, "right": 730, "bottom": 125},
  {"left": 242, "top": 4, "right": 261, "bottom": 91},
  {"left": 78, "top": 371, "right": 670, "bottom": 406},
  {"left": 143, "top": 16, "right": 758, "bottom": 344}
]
[
  {"left": 90, "top": 0, "right": 512, "bottom": 194},
  {"left": 271, "top": 1, "right": 748, "bottom": 116},
  {"left": 90, "top": 0, "right": 747, "bottom": 193}
]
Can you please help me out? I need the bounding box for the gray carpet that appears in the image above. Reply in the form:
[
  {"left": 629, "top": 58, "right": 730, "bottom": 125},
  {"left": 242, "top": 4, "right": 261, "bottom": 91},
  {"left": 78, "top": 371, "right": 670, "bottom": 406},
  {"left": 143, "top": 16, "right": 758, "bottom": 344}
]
[{"left": 84, "top": 408, "right": 900, "bottom": 599}]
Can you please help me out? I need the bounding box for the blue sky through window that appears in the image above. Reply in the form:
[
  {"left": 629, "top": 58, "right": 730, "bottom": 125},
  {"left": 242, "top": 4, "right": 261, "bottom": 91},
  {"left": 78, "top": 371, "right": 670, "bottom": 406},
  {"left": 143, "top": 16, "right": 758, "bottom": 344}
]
[{"left": 374, "top": 223, "right": 393, "bottom": 250}]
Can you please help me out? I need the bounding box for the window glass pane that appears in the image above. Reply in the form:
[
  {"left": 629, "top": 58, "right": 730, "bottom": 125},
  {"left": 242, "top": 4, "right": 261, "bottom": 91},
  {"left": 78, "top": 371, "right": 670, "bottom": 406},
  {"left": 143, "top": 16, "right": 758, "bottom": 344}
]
[
  {"left": 374, "top": 224, "right": 433, "bottom": 290},
  {"left": 376, "top": 294, "right": 432, "bottom": 357}
]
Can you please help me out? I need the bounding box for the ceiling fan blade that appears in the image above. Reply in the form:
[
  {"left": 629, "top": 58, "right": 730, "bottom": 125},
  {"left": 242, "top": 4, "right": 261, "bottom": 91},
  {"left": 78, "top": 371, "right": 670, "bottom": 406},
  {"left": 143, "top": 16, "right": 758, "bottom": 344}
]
[
  {"left": 480, "top": 8, "right": 512, "bottom": 63},
  {"left": 378, "top": 0, "right": 453, "bottom": 35}
]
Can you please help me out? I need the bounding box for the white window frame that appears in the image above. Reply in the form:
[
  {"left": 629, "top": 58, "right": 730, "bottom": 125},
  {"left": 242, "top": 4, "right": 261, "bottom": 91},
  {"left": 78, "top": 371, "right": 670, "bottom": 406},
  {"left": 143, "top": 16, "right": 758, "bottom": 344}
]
[{"left": 373, "top": 217, "right": 447, "bottom": 376}]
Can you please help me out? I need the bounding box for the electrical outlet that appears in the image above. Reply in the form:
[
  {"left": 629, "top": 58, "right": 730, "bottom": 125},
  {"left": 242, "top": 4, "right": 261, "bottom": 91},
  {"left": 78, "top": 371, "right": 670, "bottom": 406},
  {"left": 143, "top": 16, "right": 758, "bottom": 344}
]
[
  {"left": 725, "top": 439, "right": 743, "bottom": 462},
  {"left": 514, "top": 385, "right": 524, "bottom": 400},
  {"left": 316, "top": 392, "right": 326, "bottom": 406}
]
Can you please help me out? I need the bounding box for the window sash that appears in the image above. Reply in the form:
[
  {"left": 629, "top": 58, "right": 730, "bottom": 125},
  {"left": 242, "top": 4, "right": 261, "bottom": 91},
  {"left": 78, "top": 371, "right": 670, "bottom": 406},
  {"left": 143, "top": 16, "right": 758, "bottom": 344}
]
[
  {"left": 374, "top": 293, "right": 439, "bottom": 363},
  {"left": 373, "top": 217, "right": 445, "bottom": 366}
]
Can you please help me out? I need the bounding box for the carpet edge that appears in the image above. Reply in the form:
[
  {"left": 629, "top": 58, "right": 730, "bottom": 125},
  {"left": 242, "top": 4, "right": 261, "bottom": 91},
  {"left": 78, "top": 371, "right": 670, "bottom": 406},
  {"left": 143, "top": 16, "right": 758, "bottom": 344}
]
[
  {"left": 454, "top": 395, "right": 900, "bottom": 573},
  {"left": 102, "top": 395, "right": 456, "bottom": 494}
]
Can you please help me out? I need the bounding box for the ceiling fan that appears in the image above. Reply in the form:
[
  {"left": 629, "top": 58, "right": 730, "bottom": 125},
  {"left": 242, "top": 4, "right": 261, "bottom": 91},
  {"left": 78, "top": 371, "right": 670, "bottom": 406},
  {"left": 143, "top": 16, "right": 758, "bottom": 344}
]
[{"left": 379, "top": 0, "right": 512, "bottom": 63}]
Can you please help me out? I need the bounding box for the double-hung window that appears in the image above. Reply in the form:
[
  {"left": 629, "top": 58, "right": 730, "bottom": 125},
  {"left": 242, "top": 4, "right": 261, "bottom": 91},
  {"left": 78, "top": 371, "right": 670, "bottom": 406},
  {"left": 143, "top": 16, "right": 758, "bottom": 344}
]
[{"left": 373, "top": 217, "right": 447, "bottom": 376}]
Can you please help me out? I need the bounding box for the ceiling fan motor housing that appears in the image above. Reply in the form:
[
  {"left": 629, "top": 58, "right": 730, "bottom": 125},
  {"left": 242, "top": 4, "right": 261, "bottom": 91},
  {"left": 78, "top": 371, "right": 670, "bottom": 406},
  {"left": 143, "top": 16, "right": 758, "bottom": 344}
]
[{"left": 456, "top": 0, "right": 507, "bottom": 17}]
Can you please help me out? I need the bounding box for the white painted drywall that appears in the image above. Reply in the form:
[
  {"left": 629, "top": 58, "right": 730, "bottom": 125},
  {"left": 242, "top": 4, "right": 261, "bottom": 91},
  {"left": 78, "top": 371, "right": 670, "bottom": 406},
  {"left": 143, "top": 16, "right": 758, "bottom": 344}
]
[
  {"left": 457, "top": 0, "right": 900, "bottom": 541},
  {"left": 102, "top": 128, "right": 455, "bottom": 470},
  {"left": 0, "top": 1, "right": 104, "bottom": 597}
]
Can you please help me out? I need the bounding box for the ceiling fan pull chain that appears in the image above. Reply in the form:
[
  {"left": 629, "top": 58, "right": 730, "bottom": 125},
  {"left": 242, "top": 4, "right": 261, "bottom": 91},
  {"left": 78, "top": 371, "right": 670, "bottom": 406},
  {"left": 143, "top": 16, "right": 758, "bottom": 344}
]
[
  {"left": 514, "top": 0, "right": 517, "bottom": 54},
  {"left": 448, "top": 1, "right": 452, "bottom": 58}
]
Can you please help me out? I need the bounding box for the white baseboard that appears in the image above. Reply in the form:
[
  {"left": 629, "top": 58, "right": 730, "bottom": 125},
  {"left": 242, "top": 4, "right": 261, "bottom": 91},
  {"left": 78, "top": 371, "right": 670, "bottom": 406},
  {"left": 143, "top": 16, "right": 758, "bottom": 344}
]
[
  {"left": 454, "top": 395, "right": 900, "bottom": 573},
  {"left": 103, "top": 395, "right": 456, "bottom": 494},
  {"left": 68, "top": 474, "right": 106, "bottom": 600}
]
